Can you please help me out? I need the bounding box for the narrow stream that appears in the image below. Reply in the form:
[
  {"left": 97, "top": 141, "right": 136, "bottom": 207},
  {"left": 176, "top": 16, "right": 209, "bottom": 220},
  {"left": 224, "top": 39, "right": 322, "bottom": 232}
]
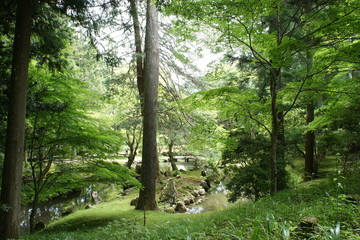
[
  {"left": 188, "top": 182, "right": 230, "bottom": 214},
  {"left": 20, "top": 160, "right": 198, "bottom": 234},
  {"left": 20, "top": 184, "right": 122, "bottom": 234}
]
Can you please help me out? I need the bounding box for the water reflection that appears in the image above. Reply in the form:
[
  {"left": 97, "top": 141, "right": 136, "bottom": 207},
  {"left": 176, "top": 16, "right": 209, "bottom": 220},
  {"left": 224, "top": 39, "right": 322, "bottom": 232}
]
[
  {"left": 20, "top": 160, "right": 197, "bottom": 234},
  {"left": 20, "top": 184, "right": 121, "bottom": 234}
]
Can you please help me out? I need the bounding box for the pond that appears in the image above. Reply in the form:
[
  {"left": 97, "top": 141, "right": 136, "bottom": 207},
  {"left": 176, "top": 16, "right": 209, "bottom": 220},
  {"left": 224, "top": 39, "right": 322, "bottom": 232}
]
[{"left": 20, "top": 184, "right": 123, "bottom": 234}]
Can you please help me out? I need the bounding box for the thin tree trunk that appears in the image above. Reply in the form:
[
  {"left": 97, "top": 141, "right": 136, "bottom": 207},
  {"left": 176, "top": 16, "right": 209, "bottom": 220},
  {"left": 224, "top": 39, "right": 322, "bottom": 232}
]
[
  {"left": 304, "top": 102, "right": 316, "bottom": 180},
  {"left": 126, "top": 145, "right": 137, "bottom": 168},
  {"left": 0, "top": 0, "right": 33, "bottom": 238},
  {"left": 276, "top": 111, "right": 287, "bottom": 190},
  {"left": 29, "top": 190, "right": 39, "bottom": 234},
  {"left": 269, "top": 107, "right": 279, "bottom": 195},
  {"left": 269, "top": 66, "right": 281, "bottom": 195},
  {"left": 168, "top": 140, "right": 178, "bottom": 171},
  {"left": 136, "top": 0, "right": 159, "bottom": 211},
  {"left": 129, "top": 0, "right": 144, "bottom": 112}
]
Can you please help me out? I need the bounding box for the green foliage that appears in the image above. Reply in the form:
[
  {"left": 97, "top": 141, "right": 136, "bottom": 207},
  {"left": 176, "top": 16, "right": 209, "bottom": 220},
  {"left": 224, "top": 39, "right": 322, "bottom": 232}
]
[
  {"left": 223, "top": 131, "right": 270, "bottom": 201},
  {"left": 22, "top": 160, "right": 140, "bottom": 205}
]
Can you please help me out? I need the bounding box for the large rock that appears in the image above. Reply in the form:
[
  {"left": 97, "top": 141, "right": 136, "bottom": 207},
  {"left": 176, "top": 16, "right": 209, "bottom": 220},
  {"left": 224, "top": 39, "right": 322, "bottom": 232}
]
[
  {"left": 85, "top": 204, "right": 95, "bottom": 209},
  {"left": 174, "top": 201, "right": 187, "bottom": 213},
  {"left": 130, "top": 197, "right": 139, "bottom": 206},
  {"left": 183, "top": 194, "right": 195, "bottom": 205},
  {"left": 91, "top": 191, "right": 102, "bottom": 204},
  {"left": 34, "top": 221, "right": 45, "bottom": 231},
  {"left": 198, "top": 188, "right": 206, "bottom": 196},
  {"left": 61, "top": 202, "right": 76, "bottom": 217},
  {"left": 200, "top": 180, "right": 210, "bottom": 191},
  {"left": 296, "top": 216, "right": 319, "bottom": 238},
  {"left": 159, "top": 178, "right": 178, "bottom": 204}
]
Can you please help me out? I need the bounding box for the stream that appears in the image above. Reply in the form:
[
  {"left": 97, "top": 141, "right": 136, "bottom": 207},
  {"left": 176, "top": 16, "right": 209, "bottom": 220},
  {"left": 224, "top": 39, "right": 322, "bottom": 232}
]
[
  {"left": 20, "top": 161, "right": 205, "bottom": 234},
  {"left": 20, "top": 184, "right": 122, "bottom": 234},
  {"left": 188, "top": 182, "right": 230, "bottom": 214}
]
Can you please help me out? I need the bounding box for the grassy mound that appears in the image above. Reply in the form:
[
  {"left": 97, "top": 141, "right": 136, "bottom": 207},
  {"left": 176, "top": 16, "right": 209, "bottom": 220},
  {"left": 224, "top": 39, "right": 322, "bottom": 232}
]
[{"left": 22, "top": 173, "right": 359, "bottom": 240}]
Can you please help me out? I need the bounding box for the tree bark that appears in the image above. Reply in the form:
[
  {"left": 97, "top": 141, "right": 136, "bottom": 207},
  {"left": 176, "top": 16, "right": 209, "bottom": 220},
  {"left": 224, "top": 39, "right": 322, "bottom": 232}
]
[
  {"left": 0, "top": 0, "right": 33, "bottom": 238},
  {"left": 304, "top": 102, "right": 316, "bottom": 180},
  {"left": 276, "top": 111, "right": 287, "bottom": 191},
  {"left": 136, "top": 0, "right": 159, "bottom": 211},
  {"left": 129, "top": 0, "right": 144, "bottom": 112},
  {"left": 269, "top": 70, "right": 279, "bottom": 195},
  {"left": 126, "top": 127, "right": 140, "bottom": 169},
  {"left": 168, "top": 140, "right": 178, "bottom": 171}
]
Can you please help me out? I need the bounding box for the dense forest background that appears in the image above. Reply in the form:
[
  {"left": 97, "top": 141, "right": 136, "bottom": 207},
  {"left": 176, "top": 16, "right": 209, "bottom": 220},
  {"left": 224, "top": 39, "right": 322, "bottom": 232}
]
[{"left": 0, "top": 0, "right": 359, "bottom": 239}]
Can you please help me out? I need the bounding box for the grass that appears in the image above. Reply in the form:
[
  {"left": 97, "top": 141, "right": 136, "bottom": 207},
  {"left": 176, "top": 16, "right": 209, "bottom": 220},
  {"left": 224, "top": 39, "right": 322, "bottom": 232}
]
[{"left": 22, "top": 172, "right": 360, "bottom": 240}]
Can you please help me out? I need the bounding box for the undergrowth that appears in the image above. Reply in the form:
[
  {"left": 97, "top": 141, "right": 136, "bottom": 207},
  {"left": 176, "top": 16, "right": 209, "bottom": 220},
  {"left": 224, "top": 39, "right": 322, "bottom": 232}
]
[{"left": 22, "top": 174, "right": 359, "bottom": 240}]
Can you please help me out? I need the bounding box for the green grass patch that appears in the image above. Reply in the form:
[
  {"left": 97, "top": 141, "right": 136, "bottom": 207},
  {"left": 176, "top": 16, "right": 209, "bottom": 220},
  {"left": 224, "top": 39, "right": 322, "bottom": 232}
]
[{"left": 22, "top": 174, "right": 360, "bottom": 240}]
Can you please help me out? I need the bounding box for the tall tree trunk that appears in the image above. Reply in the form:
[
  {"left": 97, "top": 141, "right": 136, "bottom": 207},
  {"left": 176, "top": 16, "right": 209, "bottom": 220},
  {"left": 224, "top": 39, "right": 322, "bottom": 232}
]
[
  {"left": 0, "top": 0, "right": 33, "bottom": 239},
  {"left": 0, "top": 0, "right": 33, "bottom": 238},
  {"left": 304, "top": 102, "right": 316, "bottom": 180},
  {"left": 136, "top": 0, "right": 159, "bottom": 211},
  {"left": 269, "top": 76, "right": 279, "bottom": 195},
  {"left": 276, "top": 111, "right": 287, "bottom": 191},
  {"left": 129, "top": 0, "right": 144, "bottom": 112}
]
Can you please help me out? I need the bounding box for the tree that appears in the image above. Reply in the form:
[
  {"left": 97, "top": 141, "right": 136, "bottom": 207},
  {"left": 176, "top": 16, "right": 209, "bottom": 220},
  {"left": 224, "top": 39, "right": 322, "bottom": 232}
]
[
  {"left": 136, "top": 0, "right": 160, "bottom": 211},
  {"left": 0, "top": 0, "right": 33, "bottom": 238},
  {"left": 24, "top": 62, "right": 127, "bottom": 232},
  {"left": 164, "top": 0, "right": 360, "bottom": 194}
]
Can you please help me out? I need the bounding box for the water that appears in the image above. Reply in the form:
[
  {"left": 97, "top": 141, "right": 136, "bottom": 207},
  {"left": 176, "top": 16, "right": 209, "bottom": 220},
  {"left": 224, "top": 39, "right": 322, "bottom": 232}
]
[
  {"left": 188, "top": 182, "right": 230, "bottom": 214},
  {"left": 20, "top": 183, "right": 122, "bottom": 234},
  {"left": 159, "top": 160, "right": 195, "bottom": 171}
]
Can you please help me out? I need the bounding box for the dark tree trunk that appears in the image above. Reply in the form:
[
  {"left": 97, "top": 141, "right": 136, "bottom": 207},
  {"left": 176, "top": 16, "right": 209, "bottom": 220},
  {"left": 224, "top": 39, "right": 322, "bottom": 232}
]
[
  {"left": 125, "top": 126, "right": 141, "bottom": 169},
  {"left": 136, "top": 0, "right": 159, "bottom": 211},
  {"left": 276, "top": 111, "right": 287, "bottom": 191},
  {"left": 126, "top": 148, "right": 136, "bottom": 168},
  {"left": 269, "top": 68, "right": 281, "bottom": 195},
  {"left": 126, "top": 143, "right": 138, "bottom": 169},
  {"left": 0, "top": 0, "right": 33, "bottom": 238},
  {"left": 304, "top": 102, "right": 316, "bottom": 180},
  {"left": 29, "top": 190, "right": 39, "bottom": 234},
  {"left": 129, "top": 0, "right": 144, "bottom": 112},
  {"left": 168, "top": 140, "right": 178, "bottom": 171}
]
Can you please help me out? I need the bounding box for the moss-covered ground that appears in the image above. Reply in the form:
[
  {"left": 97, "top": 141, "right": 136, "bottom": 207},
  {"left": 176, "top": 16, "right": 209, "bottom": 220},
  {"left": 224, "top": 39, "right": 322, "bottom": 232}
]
[{"left": 22, "top": 159, "right": 360, "bottom": 240}]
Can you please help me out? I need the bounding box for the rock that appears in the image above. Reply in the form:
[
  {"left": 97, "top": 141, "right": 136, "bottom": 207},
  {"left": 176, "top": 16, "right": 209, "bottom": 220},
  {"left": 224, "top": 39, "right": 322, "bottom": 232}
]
[
  {"left": 198, "top": 188, "right": 206, "bottom": 196},
  {"left": 192, "top": 190, "right": 200, "bottom": 197},
  {"left": 61, "top": 202, "right": 76, "bottom": 217},
  {"left": 91, "top": 191, "right": 102, "bottom": 204},
  {"left": 174, "top": 201, "right": 187, "bottom": 213},
  {"left": 159, "top": 178, "right": 179, "bottom": 204},
  {"left": 183, "top": 194, "right": 195, "bottom": 205},
  {"left": 297, "top": 216, "right": 319, "bottom": 238},
  {"left": 34, "top": 221, "right": 45, "bottom": 231},
  {"left": 195, "top": 198, "right": 203, "bottom": 204},
  {"left": 175, "top": 174, "right": 182, "bottom": 179},
  {"left": 85, "top": 204, "right": 94, "bottom": 209},
  {"left": 61, "top": 209, "right": 73, "bottom": 217},
  {"left": 203, "top": 179, "right": 211, "bottom": 191},
  {"left": 163, "top": 207, "right": 175, "bottom": 213},
  {"left": 130, "top": 197, "right": 139, "bottom": 206}
]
